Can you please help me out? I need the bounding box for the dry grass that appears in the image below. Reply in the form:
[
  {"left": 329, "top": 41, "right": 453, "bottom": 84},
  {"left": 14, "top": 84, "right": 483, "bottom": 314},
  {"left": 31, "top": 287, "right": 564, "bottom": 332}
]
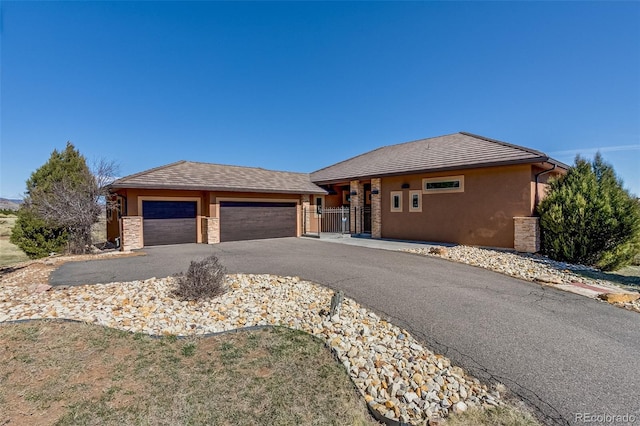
[
  {"left": 446, "top": 405, "right": 540, "bottom": 426},
  {"left": 0, "top": 320, "right": 379, "bottom": 426},
  {"left": 0, "top": 212, "right": 113, "bottom": 268},
  {"left": 91, "top": 215, "right": 107, "bottom": 245},
  {"left": 0, "top": 214, "right": 29, "bottom": 267}
]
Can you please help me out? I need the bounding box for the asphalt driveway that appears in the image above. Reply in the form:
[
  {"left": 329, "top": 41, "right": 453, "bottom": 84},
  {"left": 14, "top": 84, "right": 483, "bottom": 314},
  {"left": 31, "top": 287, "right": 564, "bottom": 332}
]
[{"left": 50, "top": 238, "right": 640, "bottom": 425}]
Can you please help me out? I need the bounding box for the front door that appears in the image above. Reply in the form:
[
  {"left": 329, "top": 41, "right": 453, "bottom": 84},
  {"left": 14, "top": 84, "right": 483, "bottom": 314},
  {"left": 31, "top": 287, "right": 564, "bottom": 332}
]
[{"left": 363, "top": 183, "right": 372, "bottom": 233}]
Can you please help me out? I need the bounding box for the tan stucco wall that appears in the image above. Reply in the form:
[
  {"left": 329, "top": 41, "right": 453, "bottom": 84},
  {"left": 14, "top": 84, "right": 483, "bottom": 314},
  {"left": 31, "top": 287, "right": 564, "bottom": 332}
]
[
  {"left": 106, "top": 207, "right": 120, "bottom": 243},
  {"left": 380, "top": 165, "right": 535, "bottom": 248},
  {"left": 530, "top": 165, "right": 564, "bottom": 212}
]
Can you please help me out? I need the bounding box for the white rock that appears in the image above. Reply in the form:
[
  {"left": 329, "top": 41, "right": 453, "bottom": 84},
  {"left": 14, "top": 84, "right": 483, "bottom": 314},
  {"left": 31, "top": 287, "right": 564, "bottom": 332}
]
[{"left": 404, "top": 392, "right": 419, "bottom": 403}]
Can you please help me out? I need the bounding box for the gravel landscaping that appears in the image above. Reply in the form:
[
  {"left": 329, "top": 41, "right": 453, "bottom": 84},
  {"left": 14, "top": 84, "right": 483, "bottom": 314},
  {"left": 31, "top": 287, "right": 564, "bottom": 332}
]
[
  {"left": 1, "top": 262, "right": 502, "bottom": 425},
  {"left": 404, "top": 245, "right": 640, "bottom": 313},
  {"left": 7, "top": 244, "right": 633, "bottom": 424}
]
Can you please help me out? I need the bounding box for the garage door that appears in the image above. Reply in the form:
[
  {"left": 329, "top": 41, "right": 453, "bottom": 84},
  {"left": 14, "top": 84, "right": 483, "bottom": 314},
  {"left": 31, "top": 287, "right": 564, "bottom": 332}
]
[
  {"left": 220, "top": 201, "right": 297, "bottom": 242},
  {"left": 142, "top": 201, "right": 197, "bottom": 246}
]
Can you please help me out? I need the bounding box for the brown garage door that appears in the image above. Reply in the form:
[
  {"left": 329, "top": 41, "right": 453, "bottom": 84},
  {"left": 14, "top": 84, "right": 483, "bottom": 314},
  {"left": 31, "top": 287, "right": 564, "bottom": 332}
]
[
  {"left": 220, "top": 201, "right": 297, "bottom": 242},
  {"left": 142, "top": 201, "right": 197, "bottom": 246}
]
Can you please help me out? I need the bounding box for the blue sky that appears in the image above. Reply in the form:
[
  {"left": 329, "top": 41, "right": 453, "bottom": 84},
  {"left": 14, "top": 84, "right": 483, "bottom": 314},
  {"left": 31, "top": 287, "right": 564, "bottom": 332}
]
[{"left": 2, "top": 1, "right": 639, "bottom": 199}]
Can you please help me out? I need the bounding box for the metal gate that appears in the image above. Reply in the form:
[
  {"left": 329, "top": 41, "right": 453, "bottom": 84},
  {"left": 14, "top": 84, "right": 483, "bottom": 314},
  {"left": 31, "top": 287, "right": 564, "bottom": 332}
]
[
  {"left": 322, "top": 207, "right": 350, "bottom": 233},
  {"left": 303, "top": 206, "right": 350, "bottom": 235}
]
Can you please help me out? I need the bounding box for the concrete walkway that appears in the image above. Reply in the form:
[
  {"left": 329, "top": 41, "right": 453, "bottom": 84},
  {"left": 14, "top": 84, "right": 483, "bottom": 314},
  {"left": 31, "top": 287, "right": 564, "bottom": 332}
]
[{"left": 305, "top": 233, "right": 449, "bottom": 251}]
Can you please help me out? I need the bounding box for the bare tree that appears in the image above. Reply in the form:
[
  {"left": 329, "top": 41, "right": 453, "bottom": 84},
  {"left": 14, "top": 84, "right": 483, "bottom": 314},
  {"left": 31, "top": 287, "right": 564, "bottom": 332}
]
[{"left": 31, "top": 159, "right": 119, "bottom": 254}]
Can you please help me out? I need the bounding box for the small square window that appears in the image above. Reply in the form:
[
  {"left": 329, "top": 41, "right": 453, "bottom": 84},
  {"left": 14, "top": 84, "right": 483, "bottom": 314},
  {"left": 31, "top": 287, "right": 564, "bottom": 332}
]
[
  {"left": 409, "top": 190, "right": 422, "bottom": 212},
  {"left": 390, "top": 191, "right": 403, "bottom": 212}
]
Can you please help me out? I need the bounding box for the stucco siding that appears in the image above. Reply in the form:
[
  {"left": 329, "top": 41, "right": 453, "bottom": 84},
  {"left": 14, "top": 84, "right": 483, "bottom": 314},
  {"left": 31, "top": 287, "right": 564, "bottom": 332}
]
[{"left": 380, "top": 165, "right": 534, "bottom": 248}]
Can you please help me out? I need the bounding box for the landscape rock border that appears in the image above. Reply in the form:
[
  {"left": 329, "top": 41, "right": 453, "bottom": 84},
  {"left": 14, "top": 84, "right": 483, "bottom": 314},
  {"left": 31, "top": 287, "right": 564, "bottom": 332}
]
[
  {"left": 1, "top": 272, "right": 502, "bottom": 425},
  {"left": 405, "top": 245, "right": 640, "bottom": 313}
]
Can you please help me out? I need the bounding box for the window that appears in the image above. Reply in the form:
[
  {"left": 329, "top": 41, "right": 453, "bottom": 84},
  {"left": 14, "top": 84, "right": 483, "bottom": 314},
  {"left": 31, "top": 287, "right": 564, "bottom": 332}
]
[
  {"left": 422, "top": 175, "right": 464, "bottom": 194},
  {"left": 315, "top": 196, "right": 323, "bottom": 217},
  {"left": 342, "top": 190, "right": 351, "bottom": 205},
  {"left": 390, "top": 191, "right": 402, "bottom": 212},
  {"left": 409, "top": 190, "right": 422, "bottom": 212}
]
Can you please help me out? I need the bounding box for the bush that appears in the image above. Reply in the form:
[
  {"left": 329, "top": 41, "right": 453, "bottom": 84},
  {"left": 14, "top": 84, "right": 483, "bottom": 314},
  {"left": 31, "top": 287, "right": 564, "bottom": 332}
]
[
  {"left": 538, "top": 153, "right": 640, "bottom": 271},
  {"left": 10, "top": 206, "right": 68, "bottom": 259},
  {"left": 172, "top": 255, "right": 227, "bottom": 301}
]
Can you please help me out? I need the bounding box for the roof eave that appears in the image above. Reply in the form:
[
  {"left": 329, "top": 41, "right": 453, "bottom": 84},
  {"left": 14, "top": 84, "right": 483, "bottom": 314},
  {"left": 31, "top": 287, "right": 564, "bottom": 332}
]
[
  {"left": 311, "top": 157, "right": 553, "bottom": 185},
  {"left": 108, "top": 183, "right": 326, "bottom": 195}
]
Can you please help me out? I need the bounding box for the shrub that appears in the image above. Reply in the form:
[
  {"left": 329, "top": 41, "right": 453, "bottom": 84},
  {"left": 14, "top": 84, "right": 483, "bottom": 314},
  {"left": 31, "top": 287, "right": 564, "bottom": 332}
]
[
  {"left": 172, "top": 255, "right": 227, "bottom": 301},
  {"left": 10, "top": 206, "right": 68, "bottom": 258},
  {"left": 18, "top": 142, "right": 117, "bottom": 255},
  {"left": 538, "top": 153, "right": 640, "bottom": 271}
]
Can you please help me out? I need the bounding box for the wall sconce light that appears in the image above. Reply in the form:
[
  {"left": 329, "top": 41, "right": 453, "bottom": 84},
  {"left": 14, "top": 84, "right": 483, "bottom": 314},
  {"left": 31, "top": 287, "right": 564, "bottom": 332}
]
[
  {"left": 350, "top": 190, "right": 358, "bottom": 195},
  {"left": 371, "top": 189, "right": 379, "bottom": 195},
  {"left": 401, "top": 183, "right": 410, "bottom": 189}
]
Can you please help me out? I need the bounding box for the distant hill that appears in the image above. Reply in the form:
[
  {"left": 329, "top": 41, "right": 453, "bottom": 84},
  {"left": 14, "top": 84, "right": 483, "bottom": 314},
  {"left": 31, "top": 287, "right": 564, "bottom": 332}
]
[{"left": 0, "top": 198, "right": 22, "bottom": 211}]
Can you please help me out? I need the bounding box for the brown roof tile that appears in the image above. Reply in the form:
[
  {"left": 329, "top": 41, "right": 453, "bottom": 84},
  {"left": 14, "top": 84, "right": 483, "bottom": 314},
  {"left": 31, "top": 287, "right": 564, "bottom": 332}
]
[
  {"left": 311, "top": 132, "right": 568, "bottom": 184},
  {"left": 110, "top": 161, "right": 326, "bottom": 194}
]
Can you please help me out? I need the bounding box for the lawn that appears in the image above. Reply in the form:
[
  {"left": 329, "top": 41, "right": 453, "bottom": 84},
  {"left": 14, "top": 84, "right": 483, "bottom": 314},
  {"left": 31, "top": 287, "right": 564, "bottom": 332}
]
[
  {"left": 0, "top": 212, "right": 110, "bottom": 267},
  {"left": 0, "top": 214, "right": 29, "bottom": 267},
  {"left": 0, "top": 321, "right": 379, "bottom": 426}
]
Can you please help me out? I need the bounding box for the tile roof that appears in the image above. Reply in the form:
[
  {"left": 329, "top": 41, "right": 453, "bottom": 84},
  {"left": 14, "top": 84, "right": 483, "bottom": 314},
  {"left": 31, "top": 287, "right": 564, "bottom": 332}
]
[
  {"left": 110, "top": 161, "right": 327, "bottom": 194},
  {"left": 311, "top": 132, "right": 568, "bottom": 184}
]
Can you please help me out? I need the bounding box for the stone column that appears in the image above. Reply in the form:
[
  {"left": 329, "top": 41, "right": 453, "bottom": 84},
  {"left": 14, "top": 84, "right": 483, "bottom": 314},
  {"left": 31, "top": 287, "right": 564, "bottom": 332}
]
[
  {"left": 203, "top": 217, "right": 220, "bottom": 244},
  {"left": 349, "top": 180, "right": 364, "bottom": 234},
  {"left": 120, "top": 216, "right": 143, "bottom": 251},
  {"left": 514, "top": 217, "right": 540, "bottom": 253},
  {"left": 371, "top": 178, "right": 382, "bottom": 239},
  {"left": 301, "top": 194, "right": 310, "bottom": 235}
]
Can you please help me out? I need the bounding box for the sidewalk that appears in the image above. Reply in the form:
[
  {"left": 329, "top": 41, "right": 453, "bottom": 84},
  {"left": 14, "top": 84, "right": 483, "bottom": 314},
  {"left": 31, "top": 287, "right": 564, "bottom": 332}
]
[{"left": 304, "top": 233, "right": 449, "bottom": 252}]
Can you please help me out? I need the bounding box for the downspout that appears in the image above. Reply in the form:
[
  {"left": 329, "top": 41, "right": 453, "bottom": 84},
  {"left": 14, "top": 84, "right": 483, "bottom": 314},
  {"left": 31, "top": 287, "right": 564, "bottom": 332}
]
[
  {"left": 534, "top": 163, "right": 557, "bottom": 213},
  {"left": 116, "top": 193, "right": 127, "bottom": 248}
]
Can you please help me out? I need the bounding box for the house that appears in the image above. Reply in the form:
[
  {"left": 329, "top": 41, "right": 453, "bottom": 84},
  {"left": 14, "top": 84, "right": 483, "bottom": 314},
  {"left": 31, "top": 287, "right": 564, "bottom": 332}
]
[
  {"left": 106, "top": 162, "right": 327, "bottom": 249},
  {"left": 107, "top": 132, "right": 567, "bottom": 252}
]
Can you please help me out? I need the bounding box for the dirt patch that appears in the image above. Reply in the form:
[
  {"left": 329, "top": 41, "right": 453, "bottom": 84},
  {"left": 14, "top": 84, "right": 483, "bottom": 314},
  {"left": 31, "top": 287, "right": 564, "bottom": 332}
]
[{"left": 0, "top": 321, "right": 379, "bottom": 426}]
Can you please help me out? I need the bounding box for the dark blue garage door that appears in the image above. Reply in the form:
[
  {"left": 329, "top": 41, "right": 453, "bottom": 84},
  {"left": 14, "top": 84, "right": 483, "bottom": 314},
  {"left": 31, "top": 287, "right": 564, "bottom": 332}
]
[{"left": 142, "top": 201, "right": 197, "bottom": 246}]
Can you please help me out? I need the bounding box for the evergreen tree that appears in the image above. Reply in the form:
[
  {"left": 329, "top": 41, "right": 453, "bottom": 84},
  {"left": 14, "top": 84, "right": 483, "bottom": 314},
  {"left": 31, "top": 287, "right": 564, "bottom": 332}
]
[
  {"left": 11, "top": 142, "right": 116, "bottom": 257},
  {"left": 538, "top": 153, "right": 640, "bottom": 270},
  {"left": 10, "top": 207, "right": 68, "bottom": 258}
]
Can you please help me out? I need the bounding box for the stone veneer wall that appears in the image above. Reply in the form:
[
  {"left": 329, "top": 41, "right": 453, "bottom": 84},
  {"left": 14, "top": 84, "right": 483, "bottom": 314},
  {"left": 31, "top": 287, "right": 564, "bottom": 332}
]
[
  {"left": 120, "top": 216, "right": 143, "bottom": 251},
  {"left": 301, "top": 194, "right": 310, "bottom": 235},
  {"left": 371, "top": 178, "right": 382, "bottom": 239},
  {"left": 349, "top": 180, "right": 365, "bottom": 234},
  {"left": 514, "top": 217, "right": 540, "bottom": 253},
  {"left": 203, "top": 217, "right": 220, "bottom": 244}
]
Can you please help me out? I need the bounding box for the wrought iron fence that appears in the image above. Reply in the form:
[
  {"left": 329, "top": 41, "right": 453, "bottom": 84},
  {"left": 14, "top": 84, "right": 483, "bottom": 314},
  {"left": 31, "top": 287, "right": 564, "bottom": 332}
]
[
  {"left": 303, "top": 206, "right": 350, "bottom": 235},
  {"left": 321, "top": 207, "right": 350, "bottom": 233}
]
